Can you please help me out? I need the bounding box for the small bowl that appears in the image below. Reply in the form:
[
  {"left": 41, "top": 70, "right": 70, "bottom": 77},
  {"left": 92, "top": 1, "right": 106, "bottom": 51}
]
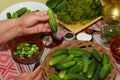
[
  {"left": 110, "top": 36, "right": 120, "bottom": 63},
  {"left": 64, "top": 32, "right": 75, "bottom": 41},
  {"left": 76, "top": 32, "right": 92, "bottom": 41},
  {"left": 10, "top": 36, "right": 44, "bottom": 64}
]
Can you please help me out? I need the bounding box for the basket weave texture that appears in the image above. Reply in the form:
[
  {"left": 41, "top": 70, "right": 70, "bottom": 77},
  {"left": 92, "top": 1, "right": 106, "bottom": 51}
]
[{"left": 42, "top": 40, "right": 116, "bottom": 80}]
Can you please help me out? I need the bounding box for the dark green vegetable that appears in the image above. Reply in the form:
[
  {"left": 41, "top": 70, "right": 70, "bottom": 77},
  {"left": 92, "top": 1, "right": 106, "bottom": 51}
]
[
  {"left": 99, "top": 64, "right": 111, "bottom": 80},
  {"left": 52, "top": 48, "right": 68, "bottom": 57},
  {"left": 63, "top": 73, "right": 88, "bottom": 80},
  {"left": 68, "top": 61, "right": 83, "bottom": 74},
  {"left": 47, "top": 8, "right": 57, "bottom": 33},
  {"left": 102, "top": 52, "right": 109, "bottom": 65},
  {"left": 73, "top": 58, "right": 82, "bottom": 63},
  {"left": 68, "top": 47, "right": 84, "bottom": 57},
  {"left": 92, "top": 64, "right": 102, "bottom": 80},
  {"left": 55, "top": 61, "right": 75, "bottom": 70},
  {"left": 59, "top": 70, "right": 67, "bottom": 79},
  {"left": 26, "top": 9, "right": 32, "bottom": 14},
  {"left": 46, "top": 0, "right": 102, "bottom": 24},
  {"left": 6, "top": 7, "right": 40, "bottom": 19},
  {"left": 12, "top": 12, "right": 18, "bottom": 18},
  {"left": 87, "top": 61, "right": 97, "bottom": 79},
  {"left": 46, "top": 0, "right": 62, "bottom": 9},
  {"left": 49, "top": 55, "right": 67, "bottom": 66},
  {"left": 91, "top": 49, "right": 101, "bottom": 62},
  {"left": 82, "top": 53, "right": 89, "bottom": 73},
  {"left": 63, "top": 73, "right": 81, "bottom": 80},
  {"left": 16, "top": 7, "right": 27, "bottom": 17},
  {"left": 50, "top": 74, "right": 62, "bottom": 80},
  {"left": 6, "top": 12, "right": 12, "bottom": 19},
  {"left": 57, "top": 55, "right": 74, "bottom": 66}
]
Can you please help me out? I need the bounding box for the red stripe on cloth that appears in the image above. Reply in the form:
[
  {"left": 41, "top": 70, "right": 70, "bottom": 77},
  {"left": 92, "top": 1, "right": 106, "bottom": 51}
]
[
  {"left": 0, "top": 52, "right": 19, "bottom": 80},
  {"left": 17, "top": 63, "right": 24, "bottom": 73},
  {"left": 116, "top": 67, "right": 120, "bottom": 74}
]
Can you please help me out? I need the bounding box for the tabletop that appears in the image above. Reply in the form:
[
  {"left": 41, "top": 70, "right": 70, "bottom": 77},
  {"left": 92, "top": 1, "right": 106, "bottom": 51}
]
[
  {"left": 0, "top": 1, "right": 120, "bottom": 80},
  {"left": 0, "top": 19, "right": 120, "bottom": 80}
]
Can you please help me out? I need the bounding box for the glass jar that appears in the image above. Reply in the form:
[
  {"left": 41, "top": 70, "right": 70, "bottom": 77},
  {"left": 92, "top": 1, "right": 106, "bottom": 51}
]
[
  {"left": 103, "top": 0, "right": 120, "bottom": 17},
  {"left": 101, "top": 0, "right": 120, "bottom": 46},
  {"left": 101, "top": 16, "right": 120, "bottom": 46}
]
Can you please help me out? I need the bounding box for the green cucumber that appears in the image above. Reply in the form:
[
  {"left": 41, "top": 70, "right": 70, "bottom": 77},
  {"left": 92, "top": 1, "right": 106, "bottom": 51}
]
[
  {"left": 92, "top": 64, "right": 102, "bottom": 80},
  {"left": 57, "top": 55, "right": 74, "bottom": 65},
  {"left": 55, "top": 61, "right": 75, "bottom": 70},
  {"left": 63, "top": 73, "right": 81, "bottom": 80},
  {"left": 47, "top": 8, "right": 57, "bottom": 33},
  {"left": 102, "top": 52, "right": 109, "bottom": 65},
  {"left": 87, "top": 61, "right": 97, "bottom": 79},
  {"left": 6, "top": 12, "right": 12, "bottom": 19},
  {"left": 26, "top": 9, "right": 32, "bottom": 14},
  {"left": 16, "top": 7, "right": 27, "bottom": 17},
  {"left": 78, "top": 48, "right": 92, "bottom": 58},
  {"left": 49, "top": 55, "right": 67, "bottom": 66},
  {"left": 50, "top": 74, "right": 61, "bottom": 80},
  {"left": 68, "top": 47, "right": 84, "bottom": 57},
  {"left": 52, "top": 48, "right": 68, "bottom": 57},
  {"left": 91, "top": 49, "right": 101, "bottom": 62},
  {"left": 68, "top": 61, "right": 83, "bottom": 74},
  {"left": 99, "top": 64, "right": 111, "bottom": 80},
  {"left": 12, "top": 12, "right": 18, "bottom": 18},
  {"left": 59, "top": 70, "right": 67, "bottom": 79},
  {"left": 82, "top": 53, "right": 89, "bottom": 73},
  {"left": 73, "top": 57, "right": 82, "bottom": 63}
]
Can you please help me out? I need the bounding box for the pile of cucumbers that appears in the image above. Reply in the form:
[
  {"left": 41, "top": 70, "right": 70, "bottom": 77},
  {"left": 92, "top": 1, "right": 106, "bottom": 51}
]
[
  {"left": 49, "top": 47, "right": 112, "bottom": 80},
  {"left": 6, "top": 7, "right": 40, "bottom": 19}
]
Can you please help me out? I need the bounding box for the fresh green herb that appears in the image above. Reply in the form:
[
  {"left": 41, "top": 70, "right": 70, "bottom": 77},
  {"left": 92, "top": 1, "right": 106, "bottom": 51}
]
[{"left": 46, "top": 0, "right": 103, "bottom": 24}]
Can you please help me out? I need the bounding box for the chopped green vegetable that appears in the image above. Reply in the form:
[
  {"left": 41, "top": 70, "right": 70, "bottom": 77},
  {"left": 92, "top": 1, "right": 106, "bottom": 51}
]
[{"left": 14, "top": 43, "right": 39, "bottom": 58}]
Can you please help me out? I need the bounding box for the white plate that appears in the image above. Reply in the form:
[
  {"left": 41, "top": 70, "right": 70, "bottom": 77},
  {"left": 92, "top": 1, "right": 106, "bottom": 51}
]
[{"left": 0, "top": 1, "right": 48, "bottom": 20}]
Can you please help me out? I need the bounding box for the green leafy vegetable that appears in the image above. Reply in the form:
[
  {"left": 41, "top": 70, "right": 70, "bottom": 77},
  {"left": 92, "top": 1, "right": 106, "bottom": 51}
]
[{"left": 46, "top": 0, "right": 103, "bottom": 24}]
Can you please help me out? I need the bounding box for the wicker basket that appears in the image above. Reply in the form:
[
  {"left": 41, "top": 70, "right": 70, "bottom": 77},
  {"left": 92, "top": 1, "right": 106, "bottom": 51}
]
[{"left": 41, "top": 40, "right": 116, "bottom": 80}]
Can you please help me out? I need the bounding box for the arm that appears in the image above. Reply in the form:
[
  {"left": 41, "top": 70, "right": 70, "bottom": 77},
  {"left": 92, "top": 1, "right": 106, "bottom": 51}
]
[
  {"left": 0, "top": 19, "right": 23, "bottom": 44},
  {"left": 0, "top": 11, "right": 52, "bottom": 44}
]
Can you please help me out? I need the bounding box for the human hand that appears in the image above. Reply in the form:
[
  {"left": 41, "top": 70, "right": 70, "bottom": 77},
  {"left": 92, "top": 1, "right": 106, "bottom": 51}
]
[
  {"left": 14, "top": 65, "right": 42, "bottom": 80},
  {"left": 18, "top": 11, "right": 58, "bottom": 35}
]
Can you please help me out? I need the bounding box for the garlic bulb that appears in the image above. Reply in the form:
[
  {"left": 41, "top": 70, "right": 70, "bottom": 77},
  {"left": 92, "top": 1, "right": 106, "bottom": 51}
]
[{"left": 43, "top": 36, "right": 53, "bottom": 46}]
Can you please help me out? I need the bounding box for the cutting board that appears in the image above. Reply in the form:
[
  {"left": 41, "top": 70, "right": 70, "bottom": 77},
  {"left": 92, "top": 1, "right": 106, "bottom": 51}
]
[{"left": 60, "top": 16, "right": 102, "bottom": 34}]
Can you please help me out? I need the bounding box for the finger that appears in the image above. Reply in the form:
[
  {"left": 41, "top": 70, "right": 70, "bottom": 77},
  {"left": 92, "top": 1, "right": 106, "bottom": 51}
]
[
  {"left": 35, "top": 15, "right": 49, "bottom": 22},
  {"left": 33, "top": 11, "right": 48, "bottom": 16},
  {"left": 34, "top": 71, "right": 42, "bottom": 80},
  {"left": 54, "top": 14, "right": 58, "bottom": 18},
  {"left": 56, "top": 19, "right": 59, "bottom": 24},
  {"left": 32, "top": 64, "right": 42, "bottom": 77},
  {"left": 23, "top": 23, "right": 51, "bottom": 34}
]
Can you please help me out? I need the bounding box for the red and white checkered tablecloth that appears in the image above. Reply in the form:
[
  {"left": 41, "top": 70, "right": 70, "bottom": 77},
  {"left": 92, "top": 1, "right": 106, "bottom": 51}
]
[{"left": 0, "top": 19, "right": 120, "bottom": 80}]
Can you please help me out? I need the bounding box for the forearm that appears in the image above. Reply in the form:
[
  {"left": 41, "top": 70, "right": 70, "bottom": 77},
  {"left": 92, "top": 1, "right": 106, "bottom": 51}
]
[{"left": 0, "top": 19, "right": 23, "bottom": 44}]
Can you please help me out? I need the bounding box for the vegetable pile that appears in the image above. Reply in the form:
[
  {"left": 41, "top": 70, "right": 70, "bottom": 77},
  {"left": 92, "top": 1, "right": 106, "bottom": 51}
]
[
  {"left": 49, "top": 47, "right": 112, "bottom": 80},
  {"left": 46, "top": 0, "right": 103, "bottom": 24},
  {"left": 6, "top": 7, "right": 39, "bottom": 19},
  {"left": 14, "top": 43, "right": 39, "bottom": 58}
]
